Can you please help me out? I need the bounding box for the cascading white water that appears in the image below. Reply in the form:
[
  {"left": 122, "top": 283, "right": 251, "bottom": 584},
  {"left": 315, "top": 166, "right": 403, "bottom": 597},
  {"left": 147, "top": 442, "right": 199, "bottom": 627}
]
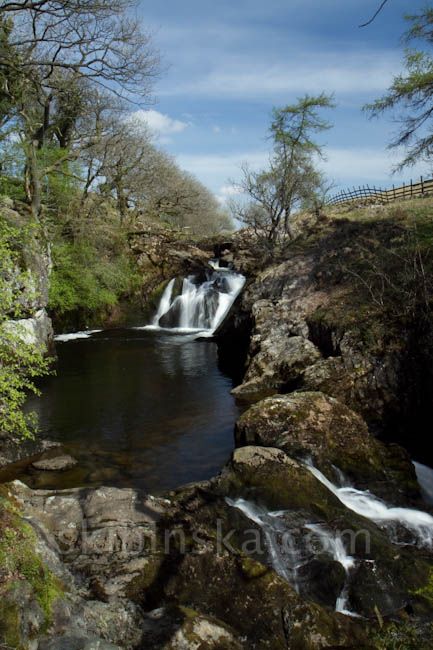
[
  {"left": 306, "top": 462, "right": 433, "bottom": 549},
  {"left": 414, "top": 461, "right": 433, "bottom": 506},
  {"left": 145, "top": 266, "right": 245, "bottom": 336},
  {"left": 226, "top": 497, "right": 360, "bottom": 614},
  {"left": 152, "top": 278, "right": 176, "bottom": 326},
  {"left": 305, "top": 523, "right": 358, "bottom": 617},
  {"left": 225, "top": 497, "right": 304, "bottom": 591}
]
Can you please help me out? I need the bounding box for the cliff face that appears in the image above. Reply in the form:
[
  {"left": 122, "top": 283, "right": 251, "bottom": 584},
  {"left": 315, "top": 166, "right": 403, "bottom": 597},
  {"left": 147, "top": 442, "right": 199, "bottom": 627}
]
[
  {"left": 222, "top": 201, "right": 433, "bottom": 458},
  {"left": 1, "top": 197, "right": 53, "bottom": 351},
  {"left": 0, "top": 198, "right": 55, "bottom": 468}
]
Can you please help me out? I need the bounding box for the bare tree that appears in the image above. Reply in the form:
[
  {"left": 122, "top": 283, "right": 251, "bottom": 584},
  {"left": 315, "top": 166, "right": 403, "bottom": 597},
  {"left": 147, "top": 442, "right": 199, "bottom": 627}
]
[
  {"left": 0, "top": 0, "right": 159, "bottom": 217},
  {"left": 359, "top": 0, "right": 390, "bottom": 28}
]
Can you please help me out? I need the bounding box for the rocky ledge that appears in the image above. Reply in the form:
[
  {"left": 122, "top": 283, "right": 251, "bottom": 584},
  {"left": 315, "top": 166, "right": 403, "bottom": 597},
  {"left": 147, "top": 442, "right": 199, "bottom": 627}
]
[{"left": 3, "top": 387, "right": 433, "bottom": 648}]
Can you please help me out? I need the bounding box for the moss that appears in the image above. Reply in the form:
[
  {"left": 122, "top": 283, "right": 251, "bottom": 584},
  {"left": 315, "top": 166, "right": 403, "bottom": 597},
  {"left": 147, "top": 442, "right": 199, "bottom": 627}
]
[
  {"left": 0, "top": 489, "right": 64, "bottom": 641},
  {"left": 0, "top": 600, "right": 21, "bottom": 649},
  {"left": 125, "top": 553, "right": 164, "bottom": 601},
  {"left": 240, "top": 557, "right": 269, "bottom": 579},
  {"left": 371, "top": 621, "right": 433, "bottom": 650},
  {"left": 412, "top": 568, "right": 433, "bottom": 608}
]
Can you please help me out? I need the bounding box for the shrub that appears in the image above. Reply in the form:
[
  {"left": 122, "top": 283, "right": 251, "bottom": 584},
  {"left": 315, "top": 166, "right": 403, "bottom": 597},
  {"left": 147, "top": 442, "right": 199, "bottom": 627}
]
[
  {"left": 0, "top": 215, "right": 49, "bottom": 440},
  {"left": 49, "top": 239, "right": 141, "bottom": 318}
]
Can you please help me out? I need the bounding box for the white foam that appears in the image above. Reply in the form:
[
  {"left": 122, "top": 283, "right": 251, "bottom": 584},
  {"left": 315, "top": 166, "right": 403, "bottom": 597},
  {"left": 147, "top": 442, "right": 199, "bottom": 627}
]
[
  {"left": 55, "top": 329, "right": 102, "bottom": 342},
  {"left": 147, "top": 266, "right": 245, "bottom": 336},
  {"left": 306, "top": 462, "right": 433, "bottom": 548},
  {"left": 414, "top": 461, "right": 433, "bottom": 506}
]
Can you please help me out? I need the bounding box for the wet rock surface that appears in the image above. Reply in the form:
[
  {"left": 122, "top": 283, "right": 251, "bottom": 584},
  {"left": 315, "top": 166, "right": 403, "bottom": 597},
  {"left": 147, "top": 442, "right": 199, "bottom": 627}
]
[{"left": 32, "top": 455, "right": 78, "bottom": 472}]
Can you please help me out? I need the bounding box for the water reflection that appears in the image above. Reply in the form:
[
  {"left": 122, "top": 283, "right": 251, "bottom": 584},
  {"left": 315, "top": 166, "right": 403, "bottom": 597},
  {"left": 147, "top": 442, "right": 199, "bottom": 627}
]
[{"left": 20, "top": 329, "right": 240, "bottom": 493}]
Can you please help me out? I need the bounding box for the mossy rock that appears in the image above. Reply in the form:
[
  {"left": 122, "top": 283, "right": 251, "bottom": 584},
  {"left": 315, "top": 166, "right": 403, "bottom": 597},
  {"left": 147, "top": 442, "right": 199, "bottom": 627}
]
[
  {"left": 0, "top": 487, "right": 64, "bottom": 648},
  {"left": 235, "top": 391, "right": 420, "bottom": 502}
]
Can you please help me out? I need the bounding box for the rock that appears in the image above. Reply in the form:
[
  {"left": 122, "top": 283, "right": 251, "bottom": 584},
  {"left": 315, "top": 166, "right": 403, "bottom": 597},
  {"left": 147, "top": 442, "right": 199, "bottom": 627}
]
[
  {"left": 3, "top": 308, "right": 54, "bottom": 350},
  {"left": 234, "top": 392, "right": 420, "bottom": 501},
  {"left": 232, "top": 334, "right": 321, "bottom": 402},
  {"left": 141, "top": 607, "right": 243, "bottom": 650},
  {"left": 161, "top": 543, "right": 369, "bottom": 649},
  {"left": 219, "top": 445, "right": 343, "bottom": 514},
  {"left": 32, "top": 455, "right": 78, "bottom": 471},
  {"left": 0, "top": 482, "right": 146, "bottom": 650},
  {"left": 38, "top": 637, "right": 121, "bottom": 650},
  {"left": 0, "top": 438, "right": 61, "bottom": 470},
  {"left": 12, "top": 482, "right": 169, "bottom": 602}
]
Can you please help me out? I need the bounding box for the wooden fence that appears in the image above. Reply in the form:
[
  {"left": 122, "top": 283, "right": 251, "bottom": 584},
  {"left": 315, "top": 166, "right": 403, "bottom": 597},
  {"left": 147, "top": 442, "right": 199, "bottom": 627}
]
[{"left": 326, "top": 176, "right": 433, "bottom": 207}]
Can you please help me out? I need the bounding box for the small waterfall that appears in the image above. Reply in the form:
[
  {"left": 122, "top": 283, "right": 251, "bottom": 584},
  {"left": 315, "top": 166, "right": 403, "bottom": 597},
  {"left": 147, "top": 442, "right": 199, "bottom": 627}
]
[
  {"left": 414, "top": 461, "right": 433, "bottom": 506},
  {"left": 226, "top": 497, "right": 359, "bottom": 614},
  {"left": 146, "top": 266, "right": 245, "bottom": 336},
  {"left": 305, "top": 523, "right": 357, "bottom": 617},
  {"left": 152, "top": 278, "right": 176, "bottom": 326},
  {"left": 306, "top": 462, "right": 433, "bottom": 549},
  {"left": 225, "top": 497, "right": 305, "bottom": 591}
]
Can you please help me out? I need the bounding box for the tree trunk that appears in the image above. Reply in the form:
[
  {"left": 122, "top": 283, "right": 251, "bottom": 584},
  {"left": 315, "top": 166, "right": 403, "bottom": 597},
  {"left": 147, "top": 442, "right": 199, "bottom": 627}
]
[{"left": 27, "top": 140, "right": 42, "bottom": 220}]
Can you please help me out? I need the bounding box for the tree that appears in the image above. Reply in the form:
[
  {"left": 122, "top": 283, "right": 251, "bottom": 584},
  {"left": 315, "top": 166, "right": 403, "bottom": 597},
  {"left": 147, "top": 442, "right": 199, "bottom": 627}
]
[
  {"left": 359, "top": 0, "right": 390, "bottom": 28},
  {"left": 366, "top": 7, "right": 433, "bottom": 170},
  {"left": 0, "top": 0, "right": 159, "bottom": 218},
  {"left": 231, "top": 93, "right": 334, "bottom": 249}
]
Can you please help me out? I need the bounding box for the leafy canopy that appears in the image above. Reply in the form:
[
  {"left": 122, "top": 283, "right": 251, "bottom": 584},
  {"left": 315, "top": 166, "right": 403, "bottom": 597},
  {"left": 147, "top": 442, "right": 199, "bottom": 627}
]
[{"left": 366, "top": 7, "right": 433, "bottom": 170}]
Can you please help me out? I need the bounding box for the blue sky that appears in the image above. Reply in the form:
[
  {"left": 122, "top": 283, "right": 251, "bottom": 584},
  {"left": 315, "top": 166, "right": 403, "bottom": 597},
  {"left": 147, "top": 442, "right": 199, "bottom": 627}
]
[{"left": 134, "top": 0, "right": 429, "bottom": 202}]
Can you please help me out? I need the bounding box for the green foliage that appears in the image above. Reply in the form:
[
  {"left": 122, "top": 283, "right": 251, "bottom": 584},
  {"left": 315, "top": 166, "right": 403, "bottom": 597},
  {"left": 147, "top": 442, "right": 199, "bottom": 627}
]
[
  {"left": 49, "top": 239, "right": 141, "bottom": 318},
  {"left": 38, "top": 146, "right": 82, "bottom": 214},
  {"left": 271, "top": 92, "right": 335, "bottom": 157},
  {"left": 413, "top": 567, "right": 433, "bottom": 607},
  {"left": 0, "top": 329, "right": 49, "bottom": 440},
  {"left": 0, "top": 492, "right": 63, "bottom": 630},
  {"left": 0, "top": 214, "right": 50, "bottom": 440},
  {"left": 371, "top": 622, "right": 433, "bottom": 650},
  {"left": 366, "top": 8, "right": 433, "bottom": 169},
  {"left": 0, "top": 175, "right": 26, "bottom": 202}
]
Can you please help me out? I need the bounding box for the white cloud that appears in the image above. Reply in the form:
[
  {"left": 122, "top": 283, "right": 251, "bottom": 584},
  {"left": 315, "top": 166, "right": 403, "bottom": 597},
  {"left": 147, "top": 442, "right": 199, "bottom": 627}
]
[
  {"left": 176, "top": 151, "right": 268, "bottom": 194},
  {"left": 216, "top": 183, "right": 243, "bottom": 205},
  {"left": 322, "top": 147, "right": 428, "bottom": 188},
  {"left": 220, "top": 184, "right": 242, "bottom": 197},
  {"left": 131, "top": 109, "right": 190, "bottom": 137},
  {"left": 212, "top": 125, "right": 222, "bottom": 134},
  {"left": 160, "top": 50, "right": 400, "bottom": 99},
  {"left": 175, "top": 147, "right": 429, "bottom": 201}
]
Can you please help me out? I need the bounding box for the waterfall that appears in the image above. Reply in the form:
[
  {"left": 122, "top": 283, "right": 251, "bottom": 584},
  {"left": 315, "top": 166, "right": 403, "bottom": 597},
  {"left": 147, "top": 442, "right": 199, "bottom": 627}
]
[
  {"left": 226, "top": 497, "right": 359, "bottom": 615},
  {"left": 145, "top": 266, "right": 245, "bottom": 336},
  {"left": 305, "top": 523, "right": 357, "bottom": 617},
  {"left": 306, "top": 462, "right": 433, "bottom": 549},
  {"left": 225, "top": 497, "right": 304, "bottom": 591},
  {"left": 413, "top": 461, "right": 433, "bottom": 506},
  {"left": 152, "top": 278, "right": 176, "bottom": 326}
]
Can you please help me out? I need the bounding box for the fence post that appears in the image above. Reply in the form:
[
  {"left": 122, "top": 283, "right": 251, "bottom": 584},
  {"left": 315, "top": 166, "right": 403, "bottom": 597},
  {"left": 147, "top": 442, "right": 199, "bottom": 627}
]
[
  {"left": 421, "top": 175, "right": 424, "bottom": 195},
  {"left": 410, "top": 179, "right": 413, "bottom": 197}
]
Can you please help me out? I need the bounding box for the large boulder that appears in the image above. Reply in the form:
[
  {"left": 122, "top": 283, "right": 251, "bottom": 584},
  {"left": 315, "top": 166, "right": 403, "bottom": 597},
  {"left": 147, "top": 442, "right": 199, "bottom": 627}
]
[
  {"left": 13, "top": 482, "right": 168, "bottom": 602},
  {"left": 232, "top": 333, "right": 321, "bottom": 402},
  {"left": 235, "top": 391, "right": 419, "bottom": 502},
  {"left": 164, "top": 448, "right": 433, "bottom": 622},
  {"left": 0, "top": 483, "right": 147, "bottom": 650},
  {"left": 4, "top": 308, "right": 54, "bottom": 350}
]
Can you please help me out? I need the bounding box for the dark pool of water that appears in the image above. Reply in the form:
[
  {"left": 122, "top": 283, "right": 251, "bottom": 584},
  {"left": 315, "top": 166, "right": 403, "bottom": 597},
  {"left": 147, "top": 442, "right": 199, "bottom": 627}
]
[{"left": 13, "top": 329, "right": 241, "bottom": 494}]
